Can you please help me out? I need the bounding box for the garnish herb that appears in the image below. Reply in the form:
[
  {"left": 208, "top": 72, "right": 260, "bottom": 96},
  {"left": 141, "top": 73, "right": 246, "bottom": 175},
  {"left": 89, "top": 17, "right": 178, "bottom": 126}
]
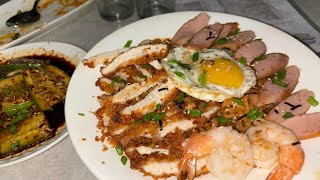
[
  {"left": 11, "top": 141, "right": 19, "bottom": 151},
  {"left": 198, "top": 71, "right": 207, "bottom": 86},
  {"left": 216, "top": 116, "right": 230, "bottom": 124},
  {"left": 140, "top": 75, "right": 147, "bottom": 79},
  {"left": 307, "top": 96, "right": 319, "bottom": 106},
  {"left": 0, "top": 120, "right": 3, "bottom": 126},
  {"left": 17, "top": 10, "right": 22, "bottom": 14},
  {"left": 9, "top": 125, "right": 17, "bottom": 134},
  {"left": 10, "top": 110, "right": 30, "bottom": 125},
  {"left": 190, "top": 109, "right": 202, "bottom": 117},
  {"left": 141, "top": 64, "right": 148, "bottom": 69},
  {"left": 282, "top": 112, "right": 294, "bottom": 119},
  {"left": 276, "top": 69, "right": 286, "bottom": 81},
  {"left": 133, "top": 112, "right": 166, "bottom": 125},
  {"left": 174, "top": 71, "right": 185, "bottom": 79},
  {"left": 155, "top": 103, "right": 161, "bottom": 110},
  {"left": 177, "top": 91, "right": 185, "bottom": 103},
  {"left": 248, "top": 107, "right": 264, "bottom": 121},
  {"left": 202, "top": 102, "right": 208, "bottom": 109},
  {"left": 115, "top": 144, "right": 123, "bottom": 156},
  {"left": 168, "top": 59, "right": 191, "bottom": 70},
  {"left": 232, "top": 97, "right": 244, "bottom": 106},
  {"left": 255, "top": 54, "right": 267, "bottom": 61},
  {"left": 271, "top": 79, "right": 288, "bottom": 88},
  {"left": 216, "top": 38, "right": 228, "bottom": 45},
  {"left": 110, "top": 76, "right": 124, "bottom": 87},
  {"left": 192, "top": 52, "right": 199, "bottom": 62},
  {"left": 11, "top": 33, "right": 20, "bottom": 40},
  {"left": 4, "top": 101, "right": 33, "bottom": 117},
  {"left": 121, "top": 156, "right": 128, "bottom": 165},
  {"left": 78, "top": 113, "right": 85, "bottom": 116},
  {"left": 124, "top": 40, "right": 132, "bottom": 48},
  {"left": 239, "top": 57, "right": 247, "bottom": 65},
  {"left": 228, "top": 28, "right": 240, "bottom": 36}
]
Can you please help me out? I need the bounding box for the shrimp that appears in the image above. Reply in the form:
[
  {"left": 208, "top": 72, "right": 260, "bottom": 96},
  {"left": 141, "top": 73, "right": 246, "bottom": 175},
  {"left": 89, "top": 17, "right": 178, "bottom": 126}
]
[
  {"left": 246, "top": 119, "right": 304, "bottom": 180},
  {"left": 177, "top": 126, "right": 254, "bottom": 180}
]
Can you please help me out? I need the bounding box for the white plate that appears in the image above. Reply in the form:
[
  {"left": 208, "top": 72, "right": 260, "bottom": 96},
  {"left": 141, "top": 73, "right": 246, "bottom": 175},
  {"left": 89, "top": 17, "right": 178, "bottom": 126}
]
[
  {"left": 0, "top": 0, "right": 94, "bottom": 51},
  {"left": 65, "top": 12, "right": 320, "bottom": 180},
  {"left": 0, "top": 41, "right": 86, "bottom": 168}
]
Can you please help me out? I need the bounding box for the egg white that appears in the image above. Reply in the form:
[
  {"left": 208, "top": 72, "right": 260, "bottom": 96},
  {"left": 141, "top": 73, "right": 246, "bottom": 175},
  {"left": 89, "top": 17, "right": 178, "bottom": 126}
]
[{"left": 161, "top": 47, "right": 256, "bottom": 102}]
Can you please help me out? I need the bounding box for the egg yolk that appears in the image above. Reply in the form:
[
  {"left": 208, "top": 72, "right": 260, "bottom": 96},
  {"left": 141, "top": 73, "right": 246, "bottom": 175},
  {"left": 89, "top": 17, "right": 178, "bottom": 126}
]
[{"left": 201, "top": 58, "right": 244, "bottom": 88}]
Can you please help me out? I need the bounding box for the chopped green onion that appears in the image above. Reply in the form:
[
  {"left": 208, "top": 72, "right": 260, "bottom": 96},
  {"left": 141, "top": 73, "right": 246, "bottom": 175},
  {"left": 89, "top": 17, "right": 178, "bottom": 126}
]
[
  {"left": 168, "top": 59, "right": 191, "bottom": 70},
  {"left": 17, "top": 10, "right": 22, "bottom": 14},
  {"left": 4, "top": 101, "right": 33, "bottom": 117},
  {"left": 115, "top": 144, "right": 123, "bottom": 156},
  {"left": 152, "top": 112, "right": 166, "bottom": 122},
  {"left": 216, "top": 116, "right": 230, "bottom": 124},
  {"left": 141, "top": 64, "right": 148, "bottom": 69},
  {"left": 0, "top": 64, "right": 41, "bottom": 71},
  {"left": 78, "top": 113, "right": 85, "bottom": 116},
  {"left": 216, "top": 38, "right": 228, "bottom": 45},
  {"left": 114, "top": 76, "right": 124, "bottom": 83},
  {"left": 124, "top": 40, "right": 132, "bottom": 48},
  {"left": 140, "top": 75, "right": 147, "bottom": 79},
  {"left": 307, "top": 96, "right": 319, "bottom": 106},
  {"left": 239, "top": 57, "right": 247, "bottom": 65},
  {"left": 276, "top": 69, "right": 286, "bottom": 81},
  {"left": 255, "top": 54, "right": 267, "bottom": 61},
  {"left": 248, "top": 107, "right": 264, "bottom": 121},
  {"left": 11, "top": 33, "right": 20, "bottom": 40},
  {"left": 110, "top": 76, "right": 124, "bottom": 87},
  {"left": 0, "top": 120, "right": 3, "bottom": 126},
  {"left": 174, "top": 71, "right": 185, "bottom": 79},
  {"left": 155, "top": 103, "right": 161, "bottom": 110},
  {"left": 198, "top": 71, "right": 207, "bottom": 86},
  {"left": 202, "top": 102, "right": 208, "bottom": 109},
  {"left": 10, "top": 110, "right": 30, "bottom": 125},
  {"left": 121, "top": 156, "right": 128, "bottom": 165},
  {"left": 192, "top": 52, "right": 199, "bottom": 62},
  {"left": 232, "top": 97, "right": 244, "bottom": 106},
  {"left": 228, "top": 28, "right": 240, "bottom": 36},
  {"left": 190, "top": 109, "right": 202, "bottom": 117},
  {"left": 9, "top": 125, "right": 17, "bottom": 134},
  {"left": 177, "top": 91, "right": 185, "bottom": 103},
  {"left": 272, "top": 79, "right": 288, "bottom": 87},
  {"left": 11, "top": 141, "right": 19, "bottom": 150},
  {"left": 134, "top": 112, "right": 166, "bottom": 124},
  {"left": 282, "top": 112, "right": 294, "bottom": 119}
]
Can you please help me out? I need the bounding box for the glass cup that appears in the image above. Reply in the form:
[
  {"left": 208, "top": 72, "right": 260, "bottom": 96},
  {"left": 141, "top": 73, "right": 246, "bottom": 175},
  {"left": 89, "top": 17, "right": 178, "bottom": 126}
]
[
  {"left": 136, "top": 0, "right": 176, "bottom": 18},
  {"left": 96, "top": 0, "right": 135, "bottom": 21}
]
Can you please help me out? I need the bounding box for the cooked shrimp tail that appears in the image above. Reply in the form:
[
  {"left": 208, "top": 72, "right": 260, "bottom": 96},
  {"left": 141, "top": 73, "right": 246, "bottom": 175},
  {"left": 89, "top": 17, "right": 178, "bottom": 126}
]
[
  {"left": 177, "top": 153, "right": 196, "bottom": 180},
  {"left": 267, "top": 144, "right": 304, "bottom": 180},
  {"left": 177, "top": 133, "right": 214, "bottom": 180}
]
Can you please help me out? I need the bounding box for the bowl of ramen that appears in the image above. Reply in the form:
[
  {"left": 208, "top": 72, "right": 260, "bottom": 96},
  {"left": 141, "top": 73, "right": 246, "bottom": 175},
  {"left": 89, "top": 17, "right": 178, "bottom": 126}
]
[
  {"left": 0, "top": 41, "right": 86, "bottom": 167},
  {"left": 65, "top": 12, "right": 320, "bottom": 180}
]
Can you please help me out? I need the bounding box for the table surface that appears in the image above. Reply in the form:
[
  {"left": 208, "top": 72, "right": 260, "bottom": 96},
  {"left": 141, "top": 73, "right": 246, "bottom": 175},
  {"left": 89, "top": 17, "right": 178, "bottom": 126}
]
[{"left": 0, "top": 0, "right": 319, "bottom": 179}]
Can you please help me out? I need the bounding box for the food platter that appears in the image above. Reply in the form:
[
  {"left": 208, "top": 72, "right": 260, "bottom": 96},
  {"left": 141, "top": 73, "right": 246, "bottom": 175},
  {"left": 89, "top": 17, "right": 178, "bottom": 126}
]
[
  {"left": 0, "top": 0, "right": 94, "bottom": 51},
  {"left": 0, "top": 41, "right": 86, "bottom": 167},
  {"left": 65, "top": 12, "right": 320, "bottom": 179}
]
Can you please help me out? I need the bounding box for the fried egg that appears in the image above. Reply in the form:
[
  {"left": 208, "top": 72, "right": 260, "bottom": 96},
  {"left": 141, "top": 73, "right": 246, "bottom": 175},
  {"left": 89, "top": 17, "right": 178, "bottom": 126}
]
[{"left": 161, "top": 47, "right": 256, "bottom": 102}]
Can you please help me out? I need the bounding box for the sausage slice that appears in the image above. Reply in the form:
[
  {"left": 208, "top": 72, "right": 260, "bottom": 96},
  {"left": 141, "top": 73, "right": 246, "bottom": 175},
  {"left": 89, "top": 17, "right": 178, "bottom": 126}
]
[
  {"left": 213, "top": 30, "right": 256, "bottom": 51},
  {"left": 172, "top": 13, "right": 210, "bottom": 45},
  {"left": 185, "top": 23, "right": 223, "bottom": 50},
  {"left": 281, "top": 113, "right": 320, "bottom": 140},
  {"left": 235, "top": 40, "right": 267, "bottom": 64},
  {"left": 257, "top": 65, "right": 300, "bottom": 106},
  {"left": 253, "top": 53, "right": 289, "bottom": 80},
  {"left": 265, "top": 89, "right": 314, "bottom": 123}
]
